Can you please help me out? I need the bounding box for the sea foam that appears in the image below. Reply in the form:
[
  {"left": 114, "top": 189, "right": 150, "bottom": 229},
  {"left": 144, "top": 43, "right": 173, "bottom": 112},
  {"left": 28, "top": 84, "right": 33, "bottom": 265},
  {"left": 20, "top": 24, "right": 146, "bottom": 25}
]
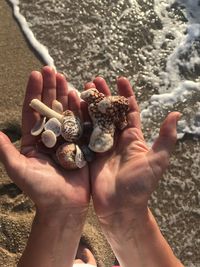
[
  {"left": 139, "top": 0, "right": 200, "bottom": 140},
  {"left": 8, "top": 0, "right": 55, "bottom": 68}
]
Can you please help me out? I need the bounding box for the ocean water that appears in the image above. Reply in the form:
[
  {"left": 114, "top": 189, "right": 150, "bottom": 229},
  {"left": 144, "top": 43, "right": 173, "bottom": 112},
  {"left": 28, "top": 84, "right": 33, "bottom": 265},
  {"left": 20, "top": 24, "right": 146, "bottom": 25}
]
[{"left": 7, "top": 0, "right": 200, "bottom": 265}]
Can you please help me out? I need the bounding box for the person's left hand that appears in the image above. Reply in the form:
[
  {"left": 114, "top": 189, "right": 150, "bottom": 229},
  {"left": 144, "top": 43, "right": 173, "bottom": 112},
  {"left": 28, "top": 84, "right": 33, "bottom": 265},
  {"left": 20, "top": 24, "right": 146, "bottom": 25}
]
[
  {"left": 0, "top": 66, "right": 90, "bottom": 222},
  {"left": 84, "top": 77, "right": 180, "bottom": 228}
]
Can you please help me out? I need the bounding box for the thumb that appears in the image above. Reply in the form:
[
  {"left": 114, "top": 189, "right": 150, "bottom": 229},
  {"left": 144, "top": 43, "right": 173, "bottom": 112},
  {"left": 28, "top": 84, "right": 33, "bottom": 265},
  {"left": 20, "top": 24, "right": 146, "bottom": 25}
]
[
  {"left": 147, "top": 112, "right": 181, "bottom": 185},
  {"left": 0, "top": 132, "right": 22, "bottom": 174},
  {"left": 152, "top": 112, "right": 181, "bottom": 154}
]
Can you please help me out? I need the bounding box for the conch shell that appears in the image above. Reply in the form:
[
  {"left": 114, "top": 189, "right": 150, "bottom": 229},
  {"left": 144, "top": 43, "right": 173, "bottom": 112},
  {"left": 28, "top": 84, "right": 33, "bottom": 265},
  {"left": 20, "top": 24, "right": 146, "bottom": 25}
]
[{"left": 56, "top": 143, "right": 87, "bottom": 170}]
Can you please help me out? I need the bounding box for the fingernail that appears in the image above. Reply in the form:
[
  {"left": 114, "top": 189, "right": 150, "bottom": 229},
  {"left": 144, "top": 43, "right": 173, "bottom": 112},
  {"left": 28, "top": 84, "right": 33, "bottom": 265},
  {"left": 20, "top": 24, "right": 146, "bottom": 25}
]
[
  {"left": 42, "top": 65, "right": 56, "bottom": 73},
  {"left": 57, "top": 73, "right": 65, "bottom": 79},
  {"left": 117, "top": 76, "right": 126, "bottom": 80},
  {"left": 94, "top": 76, "right": 104, "bottom": 81}
]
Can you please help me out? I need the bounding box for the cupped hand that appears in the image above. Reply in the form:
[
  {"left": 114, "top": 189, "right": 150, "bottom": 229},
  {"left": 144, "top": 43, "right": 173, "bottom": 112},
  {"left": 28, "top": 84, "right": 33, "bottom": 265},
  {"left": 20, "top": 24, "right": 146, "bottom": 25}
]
[
  {"left": 85, "top": 77, "right": 180, "bottom": 225},
  {"left": 0, "top": 66, "right": 90, "bottom": 217}
]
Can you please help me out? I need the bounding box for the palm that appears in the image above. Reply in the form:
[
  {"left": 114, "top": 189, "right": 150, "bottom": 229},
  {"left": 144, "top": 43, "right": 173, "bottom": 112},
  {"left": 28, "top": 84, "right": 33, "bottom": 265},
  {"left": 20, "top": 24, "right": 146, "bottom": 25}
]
[
  {"left": 14, "top": 150, "right": 89, "bottom": 210},
  {"left": 90, "top": 128, "right": 154, "bottom": 218},
  {"left": 85, "top": 77, "right": 180, "bottom": 219},
  {"left": 0, "top": 67, "right": 90, "bottom": 213}
]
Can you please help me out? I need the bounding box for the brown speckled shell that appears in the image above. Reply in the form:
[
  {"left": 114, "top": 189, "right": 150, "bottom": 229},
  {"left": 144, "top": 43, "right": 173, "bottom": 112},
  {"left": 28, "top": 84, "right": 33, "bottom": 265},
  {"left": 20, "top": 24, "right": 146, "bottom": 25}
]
[
  {"left": 81, "top": 88, "right": 130, "bottom": 152},
  {"left": 56, "top": 143, "right": 77, "bottom": 170}
]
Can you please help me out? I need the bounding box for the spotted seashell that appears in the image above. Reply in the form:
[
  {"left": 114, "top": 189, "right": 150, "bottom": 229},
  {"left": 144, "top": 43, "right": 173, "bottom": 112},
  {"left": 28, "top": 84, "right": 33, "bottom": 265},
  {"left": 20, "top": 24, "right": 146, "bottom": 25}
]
[
  {"left": 44, "top": 118, "right": 61, "bottom": 137},
  {"left": 56, "top": 143, "right": 86, "bottom": 170},
  {"left": 80, "top": 88, "right": 104, "bottom": 104},
  {"left": 97, "top": 98, "right": 112, "bottom": 114},
  {"left": 61, "top": 110, "right": 83, "bottom": 142},
  {"left": 41, "top": 129, "right": 57, "bottom": 148}
]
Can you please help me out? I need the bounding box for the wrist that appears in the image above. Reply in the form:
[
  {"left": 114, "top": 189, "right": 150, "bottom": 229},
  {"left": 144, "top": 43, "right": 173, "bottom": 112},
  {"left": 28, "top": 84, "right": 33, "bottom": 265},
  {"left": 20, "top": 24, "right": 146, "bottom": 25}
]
[
  {"left": 98, "top": 206, "right": 149, "bottom": 238},
  {"left": 100, "top": 208, "right": 183, "bottom": 267},
  {"left": 18, "top": 207, "right": 88, "bottom": 267},
  {"left": 35, "top": 205, "right": 88, "bottom": 231}
]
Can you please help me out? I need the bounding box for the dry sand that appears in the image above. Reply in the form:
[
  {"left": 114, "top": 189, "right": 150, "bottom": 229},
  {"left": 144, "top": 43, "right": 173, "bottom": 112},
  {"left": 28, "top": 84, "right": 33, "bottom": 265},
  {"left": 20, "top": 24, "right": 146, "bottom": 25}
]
[{"left": 0, "top": 1, "right": 113, "bottom": 266}]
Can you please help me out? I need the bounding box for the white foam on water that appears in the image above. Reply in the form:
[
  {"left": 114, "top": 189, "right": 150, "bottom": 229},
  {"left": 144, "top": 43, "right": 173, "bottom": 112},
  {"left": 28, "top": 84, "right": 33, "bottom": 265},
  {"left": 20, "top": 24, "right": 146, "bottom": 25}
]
[
  {"left": 140, "top": 0, "right": 200, "bottom": 140},
  {"left": 7, "top": 0, "right": 78, "bottom": 91},
  {"left": 8, "top": 0, "right": 55, "bottom": 68}
]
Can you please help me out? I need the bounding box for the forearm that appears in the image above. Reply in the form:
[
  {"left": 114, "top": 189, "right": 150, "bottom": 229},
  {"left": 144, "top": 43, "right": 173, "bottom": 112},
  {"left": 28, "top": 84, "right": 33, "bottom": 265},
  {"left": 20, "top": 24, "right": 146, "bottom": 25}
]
[
  {"left": 18, "top": 207, "right": 87, "bottom": 267},
  {"left": 100, "top": 208, "right": 184, "bottom": 267}
]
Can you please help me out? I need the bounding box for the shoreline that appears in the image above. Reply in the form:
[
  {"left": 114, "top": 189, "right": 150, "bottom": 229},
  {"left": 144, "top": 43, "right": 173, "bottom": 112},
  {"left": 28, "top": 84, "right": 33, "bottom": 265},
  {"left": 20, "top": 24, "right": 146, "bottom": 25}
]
[{"left": 0, "top": 1, "right": 42, "bottom": 128}]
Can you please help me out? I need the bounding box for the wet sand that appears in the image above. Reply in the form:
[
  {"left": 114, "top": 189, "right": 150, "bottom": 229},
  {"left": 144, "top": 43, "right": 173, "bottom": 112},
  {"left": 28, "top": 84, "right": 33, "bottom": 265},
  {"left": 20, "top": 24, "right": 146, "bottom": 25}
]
[
  {"left": 0, "top": 1, "right": 200, "bottom": 267},
  {"left": 0, "top": 1, "right": 113, "bottom": 266}
]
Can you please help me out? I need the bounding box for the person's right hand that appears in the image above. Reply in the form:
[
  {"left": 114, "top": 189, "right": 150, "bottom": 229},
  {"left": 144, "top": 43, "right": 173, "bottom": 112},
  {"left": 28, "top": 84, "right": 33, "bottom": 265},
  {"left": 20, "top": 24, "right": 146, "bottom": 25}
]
[{"left": 0, "top": 66, "right": 90, "bottom": 222}]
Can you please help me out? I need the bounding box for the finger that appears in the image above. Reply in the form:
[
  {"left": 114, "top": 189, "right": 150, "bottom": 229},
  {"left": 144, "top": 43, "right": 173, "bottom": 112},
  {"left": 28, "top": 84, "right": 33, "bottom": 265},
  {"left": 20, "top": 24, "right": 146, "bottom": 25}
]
[
  {"left": 127, "top": 111, "right": 141, "bottom": 129},
  {"left": 128, "top": 94, "right": 140, "bottom": 112},
  {"left": 0, "top": 132, "right": 23, "bottom": 181},
  {"left": 56, "top": 73, "right": 68, "bottom": 110},
  {"left": 117, "top": 78, "right": 141, "bottom": 128},
  {"left": 68, "top": 90, "right": 81, "bottom": 116},
  {"left": 117, "top": 76, "right": 134, "bottom": 97},
  {"left": 93, "top": 77, "right": 111, "bottom": 95},
  {"left": 84, "top": 82, "right": 96, "bottom": 90},
  {"left": 42, "top": 66, "right": 56, "bottom": 107},
  {"left": 127, "top": 112, "right": 144, "bottom": 141},
  {"left": 147, "top": 112, "right": 181, "bottom": 185},
  {"left": 128, "top": 96, "right": 141, "bottom": 126},
  {"left": 152, "top": 112, "right": 181, "bottom": 154},
  {"left": 21, "top": 71, "right": 43, "bottom": 147}
]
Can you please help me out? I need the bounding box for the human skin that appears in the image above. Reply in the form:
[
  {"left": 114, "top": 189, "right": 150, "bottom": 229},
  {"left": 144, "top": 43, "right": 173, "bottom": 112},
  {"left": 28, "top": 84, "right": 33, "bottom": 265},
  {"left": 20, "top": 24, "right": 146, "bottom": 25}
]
[
  {"left": 85, "top": 77, "right": 184, "bottom": 267},
  {"left": 0, "top": 66, "right": 90, "bottom": 267},
  {"left": 0, "top": 66, "right": 185, "bottom": 267}
]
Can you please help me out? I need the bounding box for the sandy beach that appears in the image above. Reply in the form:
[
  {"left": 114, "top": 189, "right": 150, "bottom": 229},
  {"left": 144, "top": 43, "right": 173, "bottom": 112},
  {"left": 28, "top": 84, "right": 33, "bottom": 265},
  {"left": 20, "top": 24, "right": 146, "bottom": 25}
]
[
  {"left": 0, "top": 1, "right": 114, "bottom": 266},
  {"left": 0, "top": 1, "right": 200, "bottom": 267}
]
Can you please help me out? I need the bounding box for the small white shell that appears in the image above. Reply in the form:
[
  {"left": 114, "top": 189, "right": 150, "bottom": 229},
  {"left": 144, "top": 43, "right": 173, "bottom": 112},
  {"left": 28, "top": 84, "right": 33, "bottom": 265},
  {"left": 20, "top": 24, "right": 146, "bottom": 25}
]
[
  {"left": 52, "top": 100, "right": 63, "bottom": 114},
  {"left": 88, "top": 126, "right": 114, "bottom": 153},
  {"left": 31, "top": 117, "right": 46, "bottom": 136},
  {"left": 44, "top": 118, "right": 61, "bottom": 137},
  {"left": 75, "top": 145, "right": 87, "bottom": 168},
  {"left": 41, "top": 130, "right": 57, "bottom": 148}
]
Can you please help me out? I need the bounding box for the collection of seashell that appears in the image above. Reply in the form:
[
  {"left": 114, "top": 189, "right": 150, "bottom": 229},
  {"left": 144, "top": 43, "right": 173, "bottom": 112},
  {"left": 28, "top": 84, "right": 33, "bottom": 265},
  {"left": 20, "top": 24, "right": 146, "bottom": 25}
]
[
  {"left": 29, "top": 88, "right": 129, "bottom": 170},
  {"left": 80, "top": 88, "right": 129, "bottom": 152}
]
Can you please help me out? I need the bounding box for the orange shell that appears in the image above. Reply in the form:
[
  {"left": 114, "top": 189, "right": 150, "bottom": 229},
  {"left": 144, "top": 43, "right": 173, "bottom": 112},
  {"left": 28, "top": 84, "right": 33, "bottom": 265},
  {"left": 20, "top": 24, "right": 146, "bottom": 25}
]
[{"left": 56, "top": 143, "right": 77, "bottom": 170}]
